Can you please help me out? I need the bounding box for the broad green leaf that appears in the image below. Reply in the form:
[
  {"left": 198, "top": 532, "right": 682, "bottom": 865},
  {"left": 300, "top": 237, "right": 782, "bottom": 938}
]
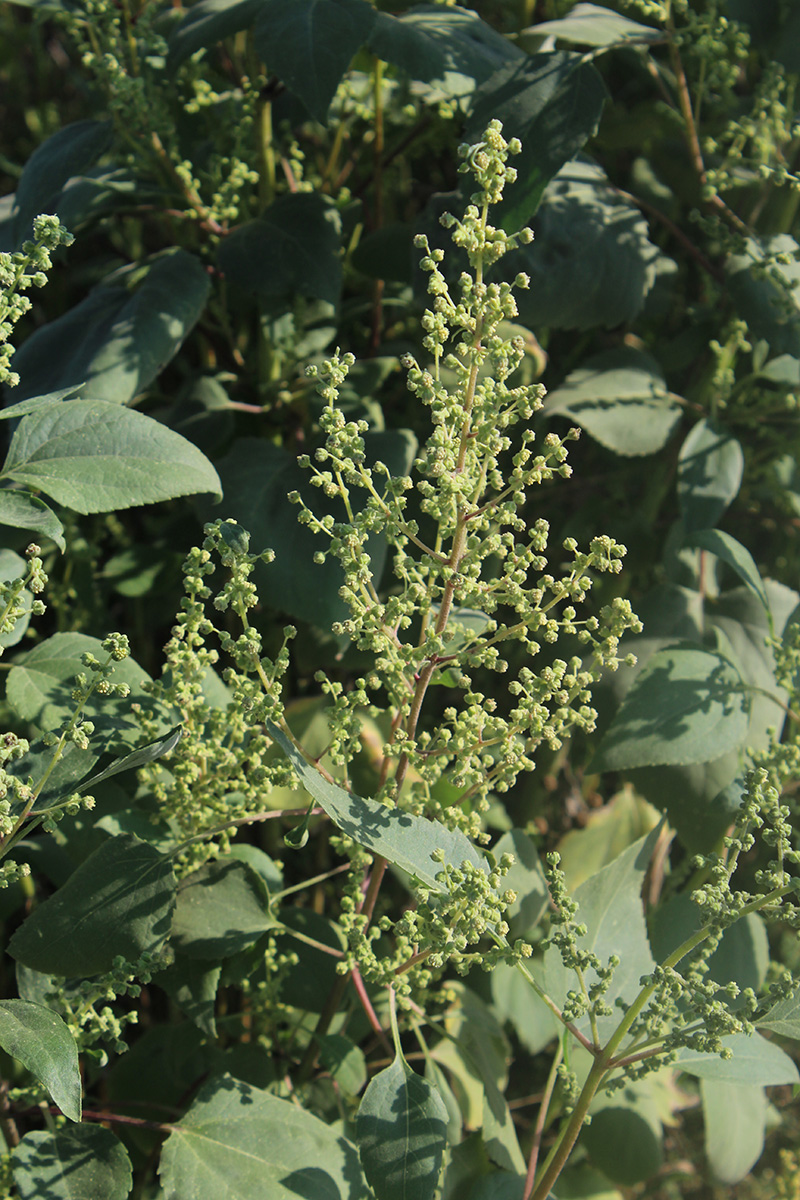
[
  {"left": 549, "top": 1164, "right": 620, "bottom": 1199},
  {"left": 0, "top": 387, "right": 83, "bottom": 421},
  {"left": 12, "top": 1126, "right": 132, "bottom": 1200},
  {"left": 54, "top": 165, "right": 163, "bottom": 234},
  {"left": 266, "top": 719, "right": 490, "bottom": 891},
  {"left": 677, "top": 419, "right": 744, "bottom": 532},
  {"left": 0, "top": 489, "right": 65, "bottom": 551},
  {"left": 593, "top": 646, "right": 750, "bottom": 771},
  {"left": 727, "top": 234, "right": 800, "bottom": 358},
  {"left": 8, "top": 834, "right": 177, "bottom": 977},
  {"left": 167, "top": 0, "right": 262, "bottom": 68},
  {"left": 505, "top": 159, "right": 660, "bottom": 330},
  {"left": 155, "top": 956, "right": 221, "bottom": 1037},
  {"left": 10, "top": 250, "right": 211, "bottom": 404},
  {"left": 318, "top": 1034, "right": 367, "bottom": 1096},
  {"left": 543, "top": 347, "right": 681, "bottom": 456},
  {"left": 0, "top": 1000, "right": 80, "bottom": 1121},
  {"left": 554, "top": 786, "right": 661, "bottom": 891},
  {"left": 356, "top": 1050, "right": 449, "bottom": 1200},
  {"left": 468, "top": 52, "right": 607, "bottom": 229},
  {"left": 12, "top": 119, "right": 113, "bottom": 245},
  {"left": 78, "top": 725, "right": 183, "bottom": 791},
  {"left": 218, "top": 195, "right": 342, "bottom": 306},
  {"left": 468, "top": 1177, "right": 527, "bottom": 1200},
  {"left": 583, "top": 1080, "right": 663, "bottom": 1185},
  {"left": 171, "top": 858, "right": 275, "bottom": 959},
  {"left": 701, "top": 1080, "right": 766, "bottom": 1184},
  {"left": 757, "top": 989, "right": 800, "bottom": 1039},
  {"left": 491, "top": 960, "right": 559, "bottom": 1056},
  {"left": 545, "top": 825, "right": 661, "bottom": 1039},
  {"left": 674, "top": 1032, "right": 799, "bottom": 1084},
  {"left": 159, "top": 1073, "right": 365, "bottom": 1199},
  {"left": 524, "top": 3, "right": 662, "bottom": 48},
  {"left": 274, "top": 908, "right": 346, "bottom": 1012},
  {"left": 2, "top": 399, "right": 222, "bottom": 513},
  {"left": 685, "top": 528, "right": 770, "bottom": 619},
  {"left": 253, "top": 0, "right": 376, "bottom": 122}
]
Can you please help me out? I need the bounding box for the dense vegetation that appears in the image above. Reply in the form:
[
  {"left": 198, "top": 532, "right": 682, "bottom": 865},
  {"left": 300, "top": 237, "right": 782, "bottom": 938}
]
[{"left": 2, "top": 0, "right": 800, "bottom": 1196}]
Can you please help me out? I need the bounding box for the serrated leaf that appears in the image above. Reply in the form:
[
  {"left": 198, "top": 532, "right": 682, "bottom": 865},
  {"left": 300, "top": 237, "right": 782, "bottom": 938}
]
[
  {"left": 171, "top": 858, "right": 275, "bottom": 959},
  {"left": 524, "top": 2, "right": 662, "bottom": 48},
  {"left": 159, "top": 1073, "right": 365, "bottom": 1199},
  {"left": 356, "top": 1051, "right": 448, "bottom": 1200},
  {"left": 543, "top": 347, "right": 681, "bottom": 455},
  {"left": 0, "top": 489, "right": 65, "bottom": 551},
  {"left": 674, "top": 1032, "right": 799, "bottom": 1084},
  {"left": 266, "top": 719, "right": 490, "bottom": 891},
  {"left": 701, "top": 1080, "right": 766, "bottom": 1184},
  {"left": 684, "top": 529, "right": 770, "bottom": 620},
  {"left": 467, "top": 52, "right": 607, "bottom": 230},
  {"left": 593, "top": 646, "right": 750, "bottom": 771},
  {"left": 677, "top": 419, "right": 744, "bottom": 532},
  {"left": 167, "top": 0, "right": 262, "bottom": 69},
  {"left": 12, "top": 119, "right": 113, "bottom": 245},
  {"left": 0, "top": 1000, "right": 80, "bottom": 1120},
  {"left": 253, "top": 0, "right": 376, "bottom": 122},
  {"left": 8, "top": 835, "right": 177, "bottom": 977},
  {"left": 12, "top": 1126, "right": 132, "bottom": 1200},
  {"left": 1, "top": 399, "right": 221, "bottom": 513},
  {"left": 10, "top": 250, "right": 211, "bottom": 404},
  {"left": 218, "top": 195, "right": 342, "bottom": 306}
]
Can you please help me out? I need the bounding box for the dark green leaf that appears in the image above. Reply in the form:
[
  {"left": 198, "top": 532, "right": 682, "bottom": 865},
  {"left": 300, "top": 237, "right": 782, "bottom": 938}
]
[
  {"left": 159, "top": 1073, "right": 365, "bottom": 1199},
  {"left": 12, "top": 1126, "right": 132, "bottom": 1200},
  {"left": 674, "top": 1032, "right": 799, "bottom": 1084},
  {"left": 274, "top": 908, "right": 346, "bottom": 1012},
  {"left": 8, "top": 835, "right": 177, "bottom": 977},
  {"left": 0, "top": 489, "right": 65, "bottom": 551},
  {"left": 701, "top": 1080, "right": 766, "bottom": 1184},
  {"left": 0, "top": 549, "right": 33, "bottom": 649},
  {"left": 0, "top": 1000, "right": 80, "bottom": 1120},
  {"left": 467, "top": 52, "right": 607, "bottom": 229},
  {"left": 685, "top": 529, "right": 770, "bottom": 618},
  {"left": 253, "top": 0, "right": 377, "bottom": 122},
  {"left": 218, "top": 195, "right": 342, "bottom": 306},
  {"left": 318, "top": 1034, "right": 367, "bottom": 1095},
  {"left": 155, "top": 956, "right": 221, "bottom": 1037},
  {"left": 171, "top": 858, "right": 275, "bottom": 959},
  {"left": 12, "top": 119, "right": 113, "bottom": 245},
  {"left": 543, "top": 347, "right": 680, "bottom": 455},
  {"left": 167, "top": 0, "right": 262, "bottom": 69},
  {"left": 78, "top": 725, "right": 183, "bottom": 791},
  {"left": 266, "top": 719, "right": 490, "bottom": 891},
  {"left": 582, "top": 1090, "right": 663, "bottom": 1185},
  {"left": 593, "top": 646, "right": 750, "bottom": 771},
  {"left": 677, "top": 419, "right": 744, "bottom": 532},
  {"left": 356, "top": 1050, "right": 449, "bottom": 1200},
  {"left": 10, "top": 250, "right": 211, "bottom": 404},
  {"left": 727, "top": 234, "right": 800, "bottom": 358},
  {"left": 524, "top": 3, "right": 662, "bottom": 47},
  {"left": 2, "top": 399, "right": 222, "bottom": 513}
]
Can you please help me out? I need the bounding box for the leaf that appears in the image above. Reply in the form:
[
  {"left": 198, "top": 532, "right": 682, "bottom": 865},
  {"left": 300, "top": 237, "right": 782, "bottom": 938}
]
[
  {"left": 12, "top": 1126, "right": 132, "bottom": 1200},
  {"left": 757, "top": 989, "right": 800, "bottom": 1039},
  {"left": 1, "top": 399, "right": 222, "bottom": 513},
  {"left": 701, "top": 1080, "right": 766, "bottom": 1184},
  {"left": 677, "top": 418, "right": 744, "bottom": 532},
  {"left": 467, "top": 52, "right": 607, "bottom": 229},
  {"left": 253, "top": 0, "right": 377, "bottom": 122},
  {"left": 583, "top": 1083, "right": 663, "bottom": 1185},
  {"left": 266, "top": 719, "right": 490, "bottom": 892},
  {"left": 727, "top": 234, "right": 800, "bottom": 358},
  {"left": 503, "top": 158, "right": 660, "bottom": 330},
  {"left": 318, "top": 1034, "right": 367, "bottom": 1096},
  {"left": 543, "top": 347, "right": 681, "bottom": 455},
  {"left": 11, "top": 119, "right": 113, "bottom": 245},
  {"left": 0, "top": 387, "right": 83, "bottom": 420},
  {"left": 524, "top": 3, "right": 663, "bottom": 48},
  {"left": 684, "top": 528, "right": 770, "bottom": 620},
  {"left": 171, "top": 858, "right": 275, "bottom": 959},
  {"left": 0, "top": 549, "right": 33, "bottom": 650},
  {"left": 167, "top": 0, "right": 262, "bottom": 69},
  {"left": 674, "top": 1032, "right": 799, "bottom": 1084},
  {"left": 554, "top": 786, "right": 662, "bottom": 891},
  {"left": 0, "top": 489, "right": 65, "bottom": 551},
  {"left": 78, "top": 725, "right": 183, "bottom": 791},
  {"left": 10, "top": 250, "right": 211, "bottom": 404},
  {"left": 159, "top": 1073, "right": 365, "bottom": 1199},
  {"left": 593, "top": 646, "right": 750, "bottom": 772},
  {"left": 8, "top": 835, "right": 177, "bottom": 977},
  {"left": 154, "top": 956, "right": 221, "bottom": 1037},
  {"left": 490, "top": 960, "right": 560, "bottom": 1057},
  {"left": 491, "top": 828, "right": 548, "bottom": 936},
  {"left": 274, "top": 908, "right": 346, "bottom": 1012},
  {"left": 218, "top": 195, "right": 342, "bottom": 306},
  {"left": 0, "top": 1000, "right": 80, "bottom": 1120},
  {"left": 356, "top": 1050, "right": 449, "bottom": 1200}
]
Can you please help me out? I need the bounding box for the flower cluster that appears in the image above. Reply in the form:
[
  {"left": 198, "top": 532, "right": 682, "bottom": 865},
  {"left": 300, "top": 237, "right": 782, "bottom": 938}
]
[{"left": 0, "top": 217, "right": 74, "bottom": 387}]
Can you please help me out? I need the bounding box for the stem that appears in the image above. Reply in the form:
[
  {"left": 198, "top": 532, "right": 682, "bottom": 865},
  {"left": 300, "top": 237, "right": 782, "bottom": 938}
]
[{"left": 522, "top": 1040, "right": 563, "bottom": 1200}]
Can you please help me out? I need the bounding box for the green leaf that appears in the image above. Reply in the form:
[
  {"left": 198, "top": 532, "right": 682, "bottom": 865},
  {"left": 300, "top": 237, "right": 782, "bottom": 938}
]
[
  {"left": 274, "top": 908, "right": 346, "bottom": 1012},
  {"left": 0, "top": 1000, "right": 80, "bottom": 1120},
  {"left": 727, "top": 234, "right": 800, "bottom": 358},
  {"left": 78, "top": 725, "right": 183, "bottom": 791},
  {"left": 12, "top": 1126, "right": 132, "bottom": 1200},
  {"left": 10, "top": 250, "right": 211, "bottom": 404},
  {"left": 8, "top": 835, "right": 177, "bottom": 977},
  {"left": 159, "top": 1073, "right": 365, "bottom": 1199},
  {"left": 155, "top": 955, "right": 221, "bottom": 1037},
  {"left": 524, "top": 2, "right": 663, "bottom": 48},
  {"left": 504, "top": 159, "right": 660, "bottom": 330},
  {"left": 490, "top": 960, "right": 560, "bottom": 1056},
  {"left": 318, "top": 1034, "right": 367, "bottom": 1096},
  {"left": 701, "top": 1080, "right": 766, "bottom": 1184},
  {"left": 543, "top": 347, "right": 681, "bottom": 455},
  {"left": 677, "top": 419, "right": 744, "bottom": 532},
  {"left": 218, "top": 195, "right": 342, "bottom": 306},
  {"left": 684, "top": 529, "right": 770, "bottom": 620},
  {"left": 0, "top": 549, "right": 33, "bottom": 650},
  {"left": 0, "top": 489, "right": 65, "bottom": 551},
  {"left": 757, "top": 989, "right": 800, "bottom": 1039},
  {"left": 1, "top": 399, "right": 222, "bottom": 513},
  {"left": 583, "top": 1082, "right": 663, "bottom": 1185},
  {"left": 593, "top": 646, "right": 750, "bottom": 771},
  {"left": 356, "top": 1049, "right": 449, "bottom": 1200},
  {"left": 171, "top": 858, "right": 275, "bottom": 959},
  {"left": 0, "top": 387, "right": 83, "bottom": 420},
  {"left": 253, "top": 0, "right": 377, "bottom": 122},
  {"left": 167, "top": 0, "right": 262, "bottom": 69},
  {"left": 675, "top": 1032, "right": 799, "bottom": 1084},
  {"left": 554, "top": 786, "right": 661, "bottom": 891},
  {"left": 12, "top": 119, "right": 113, "bottom": 245},
  {"left": 491, "top": 829, "right": 548, "bottom": 936},
  {"left": 266, "top": 719, "right": 490, "bottom": 891}
]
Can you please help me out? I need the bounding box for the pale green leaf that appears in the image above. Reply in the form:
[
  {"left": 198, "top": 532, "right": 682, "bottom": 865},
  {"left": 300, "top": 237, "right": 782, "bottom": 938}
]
[
  {"left": 677, "top": 419, "right": 744, "bottom": 532},
  {"left": 12, "top": 1126, "right": 132, "bottom": 1200},
  {"left": 701, "top": 1079, "right": 766, "bottom": 1184},
  {"left": 524, "top": 3, "right": 662, "bottom": 48},
  {"left": 0, "top": 1000, "right": 80, "bottom": 1121},
  {"left": 685, "top": 529, "right": 770, "bottom": 619},
  {"left": 674, "top": 1032, "right": 799, "bottom": 1084},
  {"left": 757, "top": 989, "right": 800, "bottom": 1039},
  {"left": 78, "top": 725, "right": 183, "bottom": 791}
]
